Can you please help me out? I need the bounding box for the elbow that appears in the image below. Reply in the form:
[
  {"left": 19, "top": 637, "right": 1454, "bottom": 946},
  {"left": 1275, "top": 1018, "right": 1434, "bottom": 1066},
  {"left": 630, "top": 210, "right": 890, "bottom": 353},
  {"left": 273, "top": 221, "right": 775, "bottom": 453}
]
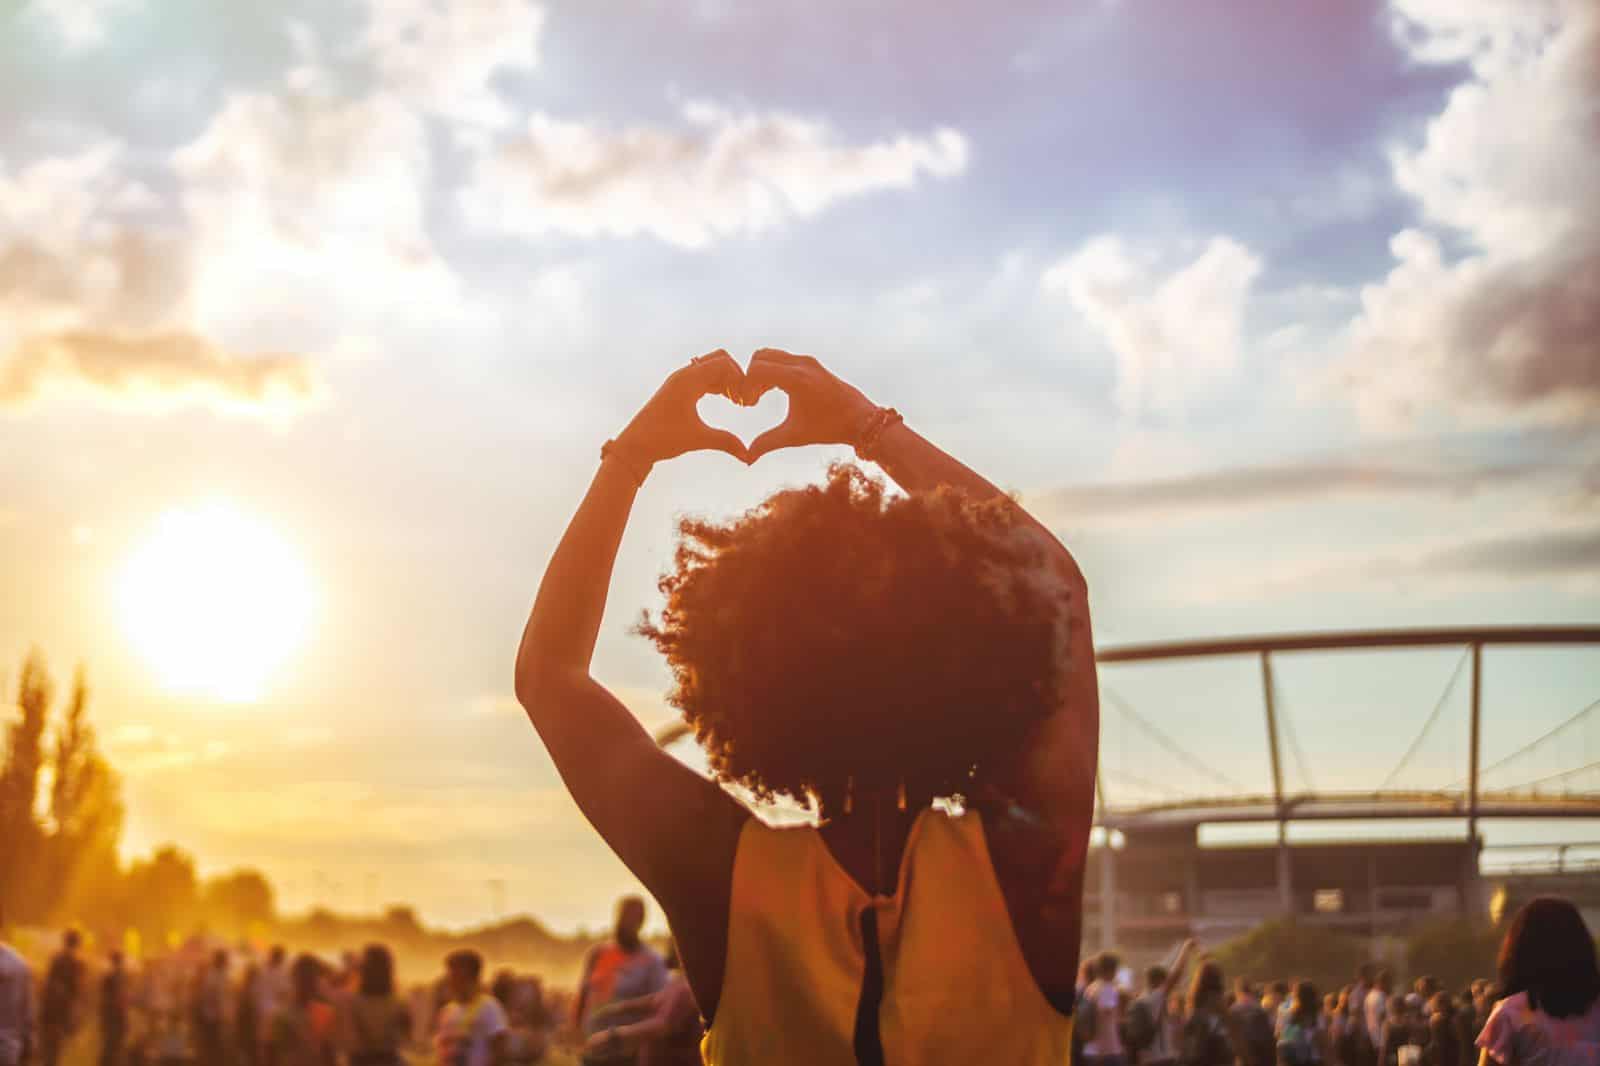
[{"left": 513, "top": 652, "right": 576, "bottom": 717}]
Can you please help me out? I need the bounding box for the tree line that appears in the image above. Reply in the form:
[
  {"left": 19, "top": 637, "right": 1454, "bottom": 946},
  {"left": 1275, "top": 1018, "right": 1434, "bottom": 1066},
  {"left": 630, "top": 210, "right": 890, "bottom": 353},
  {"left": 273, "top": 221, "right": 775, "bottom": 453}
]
[{"left": 0, "top": 651, "right": 275, "bottom": 944}]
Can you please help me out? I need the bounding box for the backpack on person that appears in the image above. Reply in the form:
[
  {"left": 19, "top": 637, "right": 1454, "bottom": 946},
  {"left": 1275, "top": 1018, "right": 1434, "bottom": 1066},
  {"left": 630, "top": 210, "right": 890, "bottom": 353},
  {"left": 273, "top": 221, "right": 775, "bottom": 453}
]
[
  {"left": 1122, "top": 994, "right": 1161, "bottom": 1057},
  {"left": 1180, "top": 1010, "right": 1230, "bottom": 1066}
]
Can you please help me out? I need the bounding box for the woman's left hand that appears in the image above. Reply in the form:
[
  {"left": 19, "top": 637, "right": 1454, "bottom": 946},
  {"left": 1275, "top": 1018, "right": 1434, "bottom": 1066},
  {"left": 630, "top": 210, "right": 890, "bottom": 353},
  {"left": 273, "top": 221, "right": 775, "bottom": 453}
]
[{"left": 615, "top": 350, "right": 749, "bottom": 465}]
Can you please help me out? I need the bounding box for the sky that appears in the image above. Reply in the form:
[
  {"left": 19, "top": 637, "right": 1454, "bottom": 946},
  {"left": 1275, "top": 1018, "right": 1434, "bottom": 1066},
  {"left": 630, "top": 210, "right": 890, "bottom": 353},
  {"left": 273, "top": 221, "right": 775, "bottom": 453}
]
[{"left": 2, "top": 0, "right": 1598, "bottom": 931}]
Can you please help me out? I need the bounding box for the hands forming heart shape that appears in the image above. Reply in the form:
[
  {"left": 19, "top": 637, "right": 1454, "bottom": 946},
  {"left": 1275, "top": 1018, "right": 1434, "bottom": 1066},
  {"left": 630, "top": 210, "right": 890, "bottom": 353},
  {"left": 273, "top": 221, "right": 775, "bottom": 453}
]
[{"left": 615, "top": 348, "right": 878, "bottom": 468}]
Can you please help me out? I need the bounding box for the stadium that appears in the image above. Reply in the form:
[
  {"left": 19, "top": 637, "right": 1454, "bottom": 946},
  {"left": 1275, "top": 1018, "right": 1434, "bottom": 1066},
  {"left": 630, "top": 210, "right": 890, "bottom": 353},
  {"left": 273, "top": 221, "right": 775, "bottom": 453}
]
[{"left": 1085, "top": 626, "right": 1600, "bottom": 956}]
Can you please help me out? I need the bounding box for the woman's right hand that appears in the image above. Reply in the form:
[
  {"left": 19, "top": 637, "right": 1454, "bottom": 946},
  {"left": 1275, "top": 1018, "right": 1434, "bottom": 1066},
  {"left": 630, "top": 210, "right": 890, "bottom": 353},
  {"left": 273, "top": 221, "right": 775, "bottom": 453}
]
[
  {"left": 741, "top": 347, "right": 878, "bottom": 462},
  {"left": 615, "top": 349, "right": 749, "bottom": 465}
]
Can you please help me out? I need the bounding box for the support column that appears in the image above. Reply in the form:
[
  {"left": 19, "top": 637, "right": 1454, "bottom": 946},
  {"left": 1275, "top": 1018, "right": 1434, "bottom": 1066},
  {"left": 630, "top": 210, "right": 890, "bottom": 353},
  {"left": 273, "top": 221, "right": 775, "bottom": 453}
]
[
  {"left": 1261, "top": 651, "right": 1292, "bottom": 916},
  {"left": 1101, "top": 832, "right": 1117, "bottom": 951},
  {"left": 1464, "top": 642, "right": 1483, "bottom": 919}
]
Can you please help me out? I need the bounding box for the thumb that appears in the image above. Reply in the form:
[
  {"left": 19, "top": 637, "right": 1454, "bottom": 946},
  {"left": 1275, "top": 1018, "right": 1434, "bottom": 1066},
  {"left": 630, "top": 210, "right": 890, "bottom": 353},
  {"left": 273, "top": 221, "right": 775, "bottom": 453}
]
[{"left": 746, "top": 417, "right": 805, "bottom": 463}]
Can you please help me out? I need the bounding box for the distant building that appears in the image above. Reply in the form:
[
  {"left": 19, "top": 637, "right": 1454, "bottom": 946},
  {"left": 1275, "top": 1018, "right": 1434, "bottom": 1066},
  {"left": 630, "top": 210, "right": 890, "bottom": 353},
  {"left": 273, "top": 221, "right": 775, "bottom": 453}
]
[{"left": 1083, "top": 826, "right": 1479, "bottom": 952}]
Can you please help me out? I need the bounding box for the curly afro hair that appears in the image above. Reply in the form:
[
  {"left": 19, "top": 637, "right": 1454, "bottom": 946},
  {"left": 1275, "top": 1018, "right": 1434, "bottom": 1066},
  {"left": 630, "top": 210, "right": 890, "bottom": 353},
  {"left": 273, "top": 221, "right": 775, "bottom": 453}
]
[{"left": 637, "top": 463, "right": 1075, "bottom": 812}]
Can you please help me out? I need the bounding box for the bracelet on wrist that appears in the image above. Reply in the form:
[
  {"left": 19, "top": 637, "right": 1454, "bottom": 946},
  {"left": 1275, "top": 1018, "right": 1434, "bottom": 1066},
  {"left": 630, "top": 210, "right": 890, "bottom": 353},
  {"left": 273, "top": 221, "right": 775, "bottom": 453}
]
[
  {"left": 853, "top": 406, "right": 903, "bottom": 462},
  {"left": 600, "top": 438, "right": 652, "bottom": 487}
]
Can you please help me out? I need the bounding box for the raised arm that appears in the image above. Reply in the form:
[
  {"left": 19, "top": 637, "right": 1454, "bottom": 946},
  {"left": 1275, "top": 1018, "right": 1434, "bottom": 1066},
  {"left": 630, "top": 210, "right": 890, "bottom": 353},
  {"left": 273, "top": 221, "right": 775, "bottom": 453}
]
[
  {"left": 743, "top": 348, "right": 1100, "bottom": 1008},
  {"left": 513, "top": 351, "right": 751, "bottom": 1014}
]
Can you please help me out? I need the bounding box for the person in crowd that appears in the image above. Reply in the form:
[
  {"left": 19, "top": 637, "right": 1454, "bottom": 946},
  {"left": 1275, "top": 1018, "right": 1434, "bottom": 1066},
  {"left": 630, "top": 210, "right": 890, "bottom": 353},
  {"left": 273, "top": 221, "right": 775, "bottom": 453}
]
[
  {"left": 1267, "top": 982, "right": 1292, "bottom": 1035},
  {"left": 1332, "top": 988, "right": 1365, "bottom": 1066},
  {"left": 1278, "top": 982, "right": 1328, "bottom": 1066},
  {"left": 515, "top": 350, "right": 1098, "bottom": 1064},
  {"left": 1233, "top": 979, "right": 1278, "bottom": 1066},
  {"left": 193, "top": 948, "right": 228, "bottom": 1065},
  {"left": 1453, "top": 992, "right": 1479, "bottom": 1066},
  {"left": 1367, "top": 971, "right": 1395, "bottom": 1056},
  {"left": 266, "top": 954, "right": 336, "bottom": 1066},
  {"left": 1181, "top": 961, "right": 1235, "bottom": 1066},
  {"left": 1350, "top": 967, "right": 1378, "bottom": 1066},
  {"left": 0, "top": 905, "right": 32, "bottom": 1066},
  {"left": 1082, "top": 952, "right": 1127, "bottom": 1066},
  {"left": 1412, "top": 978, "right": 1440, "bottom": 1014},
  {"left": 1476, "top": 896, "right": 1600, "bottom": 1065},
  {"left": 99, "top": 948, "right": 130, "bottom": 1066},
  {"left": 257, "top": 946, "right": 291, "bottom": 1062},
  {"left": 492, "top": 970, "right": 548, "bottom": 1066},
  {"left": 1379, "top": 995, "right": 1424, "bottom": 1066},
  {"left": 39, "top": 929, "right": 85, "bottom": 1066},
  {"left": 1075, "top": 958, "right": 1100, "bottom": 1066},
  {"left": 433, "top": 949, "right": 508, "bottom": 1066},
  {"left": 1426, "top": 992, "right": 1462, "bottom": 1066},
  {"left": 1128, "top": 940, "right": 1198, "bottom": 1066},
  {"left": 1470, "top": 982, "right": 1494, "bottom": 1044},
  {"left": 341, "top": 944, "right": 409, "bottom": 1066},
  {"left": 584, "top": 942, "right": 702, "bottom": 1066},
  {"left": 573, "top": 897, "right": 668, "bottom": 1061},
  {"left": 236, "top": 959, "right": 262, "bottom": 1066}
]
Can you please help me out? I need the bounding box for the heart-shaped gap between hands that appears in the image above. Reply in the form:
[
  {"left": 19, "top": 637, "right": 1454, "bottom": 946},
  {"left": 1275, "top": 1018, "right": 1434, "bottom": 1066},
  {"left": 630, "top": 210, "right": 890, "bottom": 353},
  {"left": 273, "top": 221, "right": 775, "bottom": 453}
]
[{"left": 697, "top": 387, "right": 788, "bottom": 451}]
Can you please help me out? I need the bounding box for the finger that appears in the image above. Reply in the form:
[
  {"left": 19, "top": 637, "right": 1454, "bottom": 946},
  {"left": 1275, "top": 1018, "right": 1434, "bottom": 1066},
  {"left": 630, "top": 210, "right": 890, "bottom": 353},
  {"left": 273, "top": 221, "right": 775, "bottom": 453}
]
[
  {"left": 694, "top": 425, "right": 749, "bottom": 463},
  {"left": 683, "top": 349, "right": 743, "bottom": 400},
  {"left": 745, "top": 416, "right": 807, "bottom": 463},
  {"left": 743, "top": 357, "right": 810, "bottom": 400}
]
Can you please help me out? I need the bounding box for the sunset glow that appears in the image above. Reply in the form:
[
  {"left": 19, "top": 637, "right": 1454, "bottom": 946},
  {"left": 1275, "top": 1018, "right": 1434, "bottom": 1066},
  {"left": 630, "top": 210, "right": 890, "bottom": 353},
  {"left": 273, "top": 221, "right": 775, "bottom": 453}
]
[{"left": 118, "top": 503, "right": 314, "bottom": 703}]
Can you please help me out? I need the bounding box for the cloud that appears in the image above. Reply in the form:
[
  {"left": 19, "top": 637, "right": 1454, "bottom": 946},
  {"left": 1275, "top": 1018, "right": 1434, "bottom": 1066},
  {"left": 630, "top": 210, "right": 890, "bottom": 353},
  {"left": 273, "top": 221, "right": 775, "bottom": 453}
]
[
  {"left": 460, "top": 102, "right": 969, "bottom": 248},
  {"left": 169, "top": 70, "right": 485, "bottom": 357},
  {"left": 0, "top": 331, "right": 319, "bottom": 414},
  {"left": 1407, "top": 525, "right": 1600, "bottom": 580},
  {"left": 1337, "top": 0, "right": 1600, "bottom": 426},
  {"left": 1042, "top": 235, "right": 1262, "bottom": 418},
  {"left": 1032, "top": 456, "right": 1536, "bottom": 526},
  {"left": 23, "top": 0, "right": 137, "bottom": 51},
  {"left": 363, "top": 0, "right": 544, "bottom": 125},
  {"left": 0, "top": 141, "right": 323, "bottom": 417}
]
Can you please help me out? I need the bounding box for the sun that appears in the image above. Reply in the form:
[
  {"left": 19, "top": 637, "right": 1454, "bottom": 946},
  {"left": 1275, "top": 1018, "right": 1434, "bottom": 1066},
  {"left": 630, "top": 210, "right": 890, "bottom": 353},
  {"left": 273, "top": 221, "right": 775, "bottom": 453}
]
[{"left": 118, "top": 502, "right": 315, "bottom": 703}]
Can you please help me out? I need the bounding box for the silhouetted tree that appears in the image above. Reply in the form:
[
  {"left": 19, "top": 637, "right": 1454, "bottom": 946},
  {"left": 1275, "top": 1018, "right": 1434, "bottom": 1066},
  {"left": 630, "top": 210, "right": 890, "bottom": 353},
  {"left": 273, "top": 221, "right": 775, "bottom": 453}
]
[
  {"left": 46, "top": 667, "right": 125, "bottom": 923},
  {"left": 0, "top": 652, "right": 52, "bottom": 920},
  {"left": 204, "top": 869, "right": 276, "bottom": 936}
]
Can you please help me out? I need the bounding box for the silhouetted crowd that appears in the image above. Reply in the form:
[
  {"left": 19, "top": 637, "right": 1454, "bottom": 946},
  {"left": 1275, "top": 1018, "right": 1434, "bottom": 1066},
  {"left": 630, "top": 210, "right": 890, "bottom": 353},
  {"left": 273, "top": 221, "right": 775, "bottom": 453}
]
[
  {"left": 0, "top": 895, "right": 703, "bottom": 1066},
  {"left": 1071, "top": 949, "right": 1493, "bottom": 1066}
]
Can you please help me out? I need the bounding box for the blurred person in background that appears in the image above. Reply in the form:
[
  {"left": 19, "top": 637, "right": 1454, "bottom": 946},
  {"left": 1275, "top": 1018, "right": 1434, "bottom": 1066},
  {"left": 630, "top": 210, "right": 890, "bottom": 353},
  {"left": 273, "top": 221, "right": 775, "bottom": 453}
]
[
  {"left": 1367, "top": 972, "right": 1395, "bottom": 1057},
  {"left": 1425, "top": 992, "right": 1461, "bottom": 1066},
  {"left": 1181, "top": 962, "right": 1234, "bottom": 1066},
  {"left": 236, "top": 959, "right": 262, "bottom": 1066},
  {"left": 515, "top": 350, "right": 1099, "bottom": 1065},
  {"left": 1233, "top": 979, "right": 1277, "bottom": 1066},
  {"left": 584, "top": 942, "right": 701, "bottom": 1066},
  {"left": 432, "top": 949, "right": 507, "bottom": 1066},
  {"left": 1081, "top": 953, "right": 1127, "bottom": 1066},
  {"left": 39, "top": 929, "right": 84, "bottom": 1066},
  {"left": 266, "top": 954, "right": 335, "bottom": 1066},
  {"left": 1277, "top": 982, "right": 1327, "bottom": 1066},
  {"left": 1476, "top": 897, "right": 1600, "bottom": 1065},
  {"left": 99, "top": 949, "right": 129, "bottom": 1066},
  {"left": 0, "top": 905, "right": 32, "bottom": 1066},
  {"left": 1378, "top": 995, "right": 1422, "bottom": 1066},
  {"left": 193, "top": 949, "right": 228, "bottom": 1066},
  {"left": 572, "top": 896, "right": 667, "bottom": 1062},
  {"left": 491, "top": 971, "right": 547, "bottom": 1066},
  {"left": 341, "top": 944, "right": 409, "bottom": 1066},
  {"left": 1127, "top": 940, "right": 1198, "bottom": 1066},
  {"left": 256, "top": 947, "right": 290, "bottom": 1063}
]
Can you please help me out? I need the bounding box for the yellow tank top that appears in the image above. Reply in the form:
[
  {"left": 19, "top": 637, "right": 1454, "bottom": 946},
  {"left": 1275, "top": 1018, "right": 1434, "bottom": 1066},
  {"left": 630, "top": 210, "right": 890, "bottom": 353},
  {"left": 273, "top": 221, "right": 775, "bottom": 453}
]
[{"left": 701, "top": 807, "right": 1074, "bottom": 1065}]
